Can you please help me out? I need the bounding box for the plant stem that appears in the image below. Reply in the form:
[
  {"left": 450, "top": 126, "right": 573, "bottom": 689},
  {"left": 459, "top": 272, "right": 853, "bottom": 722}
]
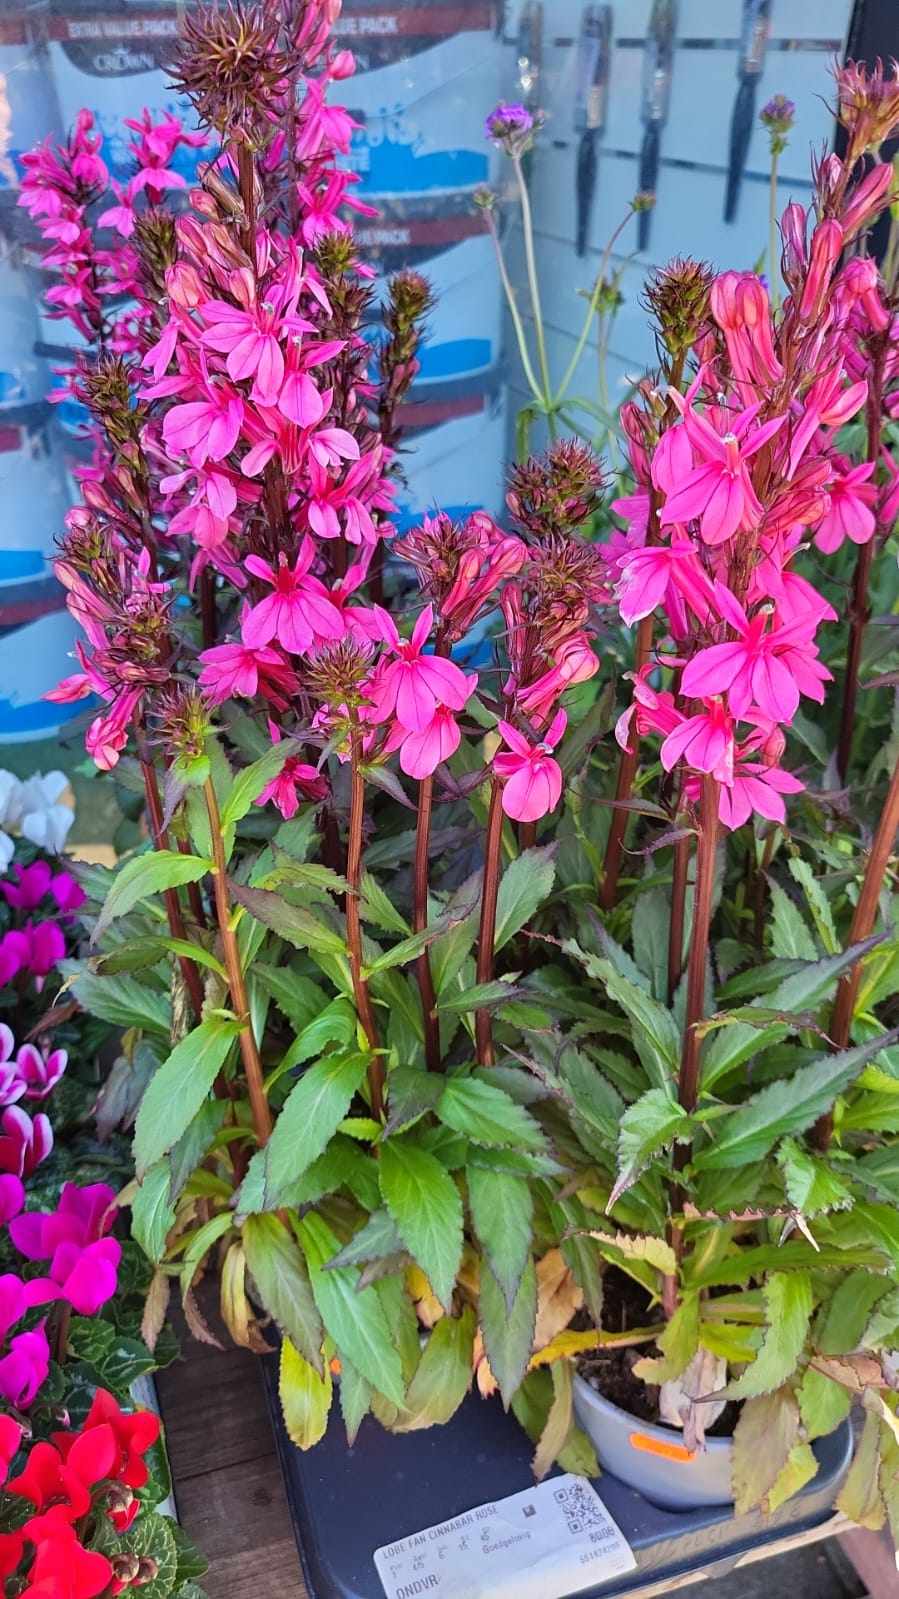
[
  {"left": 678, "top": 775, "right": 718, "bottom": 1118},
  {"left": 200, "top": 568, "right": 217, "bottom": 650},
  {"left": 599, "top": 615, "right": 654, "bottom": 910},
  {"left": 768, "top": 146, "right": 780, "bottom": 306},
  {"left": 667, "top": 828, "right": 690, "bottom": 1004},
  {"left": 484, "top": 208, "right": 544, "bottom": 406},
  {"left": 204, "top": 779, "right": 272, "bottom": 1145},
  {"left": 475, "top": 779, "right": 506, "bottom": 1067},
  {"left": 413, "top": 773, "right": 441, "bottom": 1072},
  {"left": 811, "top": 749, "right": 899, "bottom": 1149},
  {"left": 347, "top": 729, "right": 384, "bottom": 1115},
  {"left": 512, "top": 153, "right": 556, "bottom": 439},
  {"left": 136, "top": 735, "right": 205, "bottom": 1023},
  {"left": 837, "top": 342, "right": 887, "bottom": 782}
]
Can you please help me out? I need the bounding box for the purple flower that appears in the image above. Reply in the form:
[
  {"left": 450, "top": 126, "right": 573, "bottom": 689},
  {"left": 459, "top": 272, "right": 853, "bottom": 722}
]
[
  {"left": 14, "top": 1043, "right": 67, "bottom": 1101},
  {"left": 10, "top": 1182, "right": 121, "bottom": 1317},
  {"left": 484, "top": 101, "right": 538, "bottom": 154}
]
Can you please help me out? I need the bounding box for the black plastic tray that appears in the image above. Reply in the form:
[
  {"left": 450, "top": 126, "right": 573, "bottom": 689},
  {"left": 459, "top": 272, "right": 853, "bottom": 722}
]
[{"left": 261, "top": 1355, "right": 852, "bottom": 1599}]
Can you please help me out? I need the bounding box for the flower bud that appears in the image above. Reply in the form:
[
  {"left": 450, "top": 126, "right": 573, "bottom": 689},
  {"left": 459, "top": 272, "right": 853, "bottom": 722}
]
[
  {"left": 842, "top": 162, "right": 896, "bottom": 238},
  {"left": 798, "top": 220, "right": 844, "bottom": 323}
]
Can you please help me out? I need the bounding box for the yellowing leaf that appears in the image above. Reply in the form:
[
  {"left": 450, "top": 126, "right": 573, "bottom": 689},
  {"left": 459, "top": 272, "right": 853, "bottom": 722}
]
[
  {"left": 279, "top": 1336, "right": 333, "bottom": 1450},
  {"left": 529, "top": 1325, "right": 657, "bottom": 1371}
]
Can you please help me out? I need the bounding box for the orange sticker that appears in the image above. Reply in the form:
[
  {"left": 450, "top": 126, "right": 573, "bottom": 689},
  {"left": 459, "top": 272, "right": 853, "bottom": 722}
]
[{"left": 628, "top": 1431, "right": 696, "bottom": 1463}]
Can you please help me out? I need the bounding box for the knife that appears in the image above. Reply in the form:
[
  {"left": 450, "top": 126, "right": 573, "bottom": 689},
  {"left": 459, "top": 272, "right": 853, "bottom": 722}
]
[
  {"left": 724, "top": 0, "right": 773, "bottom": 222},
  {"left": 638, "top": 0, "right": 677, "bottom": 252},
  {"left": 516, "top": 2, "right": 543, "bottom": 185},
  {"left": 574, "top": 5, "right": 612, "bottom": 257}
]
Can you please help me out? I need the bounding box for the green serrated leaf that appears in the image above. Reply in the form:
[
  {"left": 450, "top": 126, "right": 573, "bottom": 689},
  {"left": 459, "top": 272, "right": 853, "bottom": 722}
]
[
  {"left": 230, "top": 879, "right": 347, "bottom": 955},
  {"left": 726, "top": 1273, "right": 812, "bottom": 1398},
  {"left": 788, "top": 858, "right": 837, "bottom": 954},
  {"left": 93, "top": 849, "right": 212, "bottom": 941},
  {"left": 243, "top": 1213, "right": 324, "bottom": 1373},
  {"left": 437, "top": 1074, "right": 545, "bottom": 1151},
  {"left": 262, "top": 1052, "right": 369, "bottom": 1206},
  {"left": 467, "top": 1165, "right": 532, "bottom": 1313},
  {"left": 133, "top": 1017, "right": 241, "bottom": 1178},
  {"left": 379, "top": 1137, "right": 463, "bottom": 1311},
  {"left": 494, "top": 847, "right": 556, "bottom": 951},
  {"left": 480, "top": 1255, "right": 537, "bottom": 1407},
  {"left": 295, "top": 1211, "right": 406, "bottom": 1407},
  {"left": 732, "top": 1388, "right": 800, "bottom": 1514},
  {"left": 132, "top": 1162, "right": 176, "bottom": 1264}
]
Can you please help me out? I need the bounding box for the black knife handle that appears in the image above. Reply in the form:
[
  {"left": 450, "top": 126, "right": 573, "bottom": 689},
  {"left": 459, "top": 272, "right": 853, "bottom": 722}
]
[
  {"left": 638, "top": 122, "right": 660, "bottom": 250},
  {"left": 724, "top": 76, "right": 755, "bottom": 223},
  {"left": 576, "top": 131, "right": 597, "bottom": 257}
]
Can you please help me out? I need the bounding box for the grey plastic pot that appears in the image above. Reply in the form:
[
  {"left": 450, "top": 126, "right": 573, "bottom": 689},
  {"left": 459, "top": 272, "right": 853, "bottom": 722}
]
[{"left": 573, "top": 1372, "right": 733, "bottom": 1511}]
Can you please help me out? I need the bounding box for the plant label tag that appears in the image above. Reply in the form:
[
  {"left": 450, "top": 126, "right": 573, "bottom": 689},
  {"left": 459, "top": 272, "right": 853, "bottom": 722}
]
[{"left": 373, "top": 1473, "right": 637, "bottom": 1599}]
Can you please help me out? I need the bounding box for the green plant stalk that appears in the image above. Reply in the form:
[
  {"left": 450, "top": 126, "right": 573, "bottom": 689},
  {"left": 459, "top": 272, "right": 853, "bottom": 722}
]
[
  {"left": 511, "top": 152, "right": 556, "bottom": 440},
  {"left": 678, "top": 775, "right": 718, "bottom": 1118},
  {"left": 136, "top": 734, "right": 205, "bottom": 1023},
  {"left": 204, "top": 778, "right": 272, "bottom": 1145},
  {"left": 598, "top": 614, "right": 654, "bottom": 910},
  {"left": 555, "top": 207, "right": 632, "bottom": 410},
  {"left": 347, "top": 728, "right": 384, "bottom": 1115},
  {"left": 475, "top": 778, "right": 506, "bottom": 1067},
  {"left": 413, "top": 771, "right": 441, "bottom": 1072},
  {"left": 768, "top": 145, "right": 780, "bottom": 306},
  {"left": 667, "top": 827, "right": 690, "bottom": 1004},
  {"left": 811, "top": 748, "right": 899, "bottom": 1149},
  {"left": 837, "top": 340, "right": 887, "bottom": 782},
  {"left": 484, "top": 208, "right": 543, "bottom": 405}
]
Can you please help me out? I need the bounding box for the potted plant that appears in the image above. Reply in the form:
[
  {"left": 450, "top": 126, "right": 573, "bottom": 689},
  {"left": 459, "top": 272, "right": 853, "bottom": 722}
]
[{"left": 21, "top": 0, "right": 899, "bottom": 1583}]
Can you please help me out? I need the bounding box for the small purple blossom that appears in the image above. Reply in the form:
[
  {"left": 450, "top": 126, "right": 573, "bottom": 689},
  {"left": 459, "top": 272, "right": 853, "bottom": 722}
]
[{"left": 484, "top": 101, "right": 538, "bottom": 154}]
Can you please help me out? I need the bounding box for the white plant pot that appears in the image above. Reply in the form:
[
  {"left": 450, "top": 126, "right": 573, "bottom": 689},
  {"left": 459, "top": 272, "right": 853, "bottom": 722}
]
[{"left": 573, "top": 1372, "right": 734, "bottom": 1512}]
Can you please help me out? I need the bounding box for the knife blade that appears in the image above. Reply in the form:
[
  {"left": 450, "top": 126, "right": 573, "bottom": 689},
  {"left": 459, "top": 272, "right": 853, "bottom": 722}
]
[
  {"left": 638, "top": 0, "right": 677, "bottom": 252},
  {"left": 724, "top": 0, "right": 773, "bottom": 222},
  {"left": 574, "top": 4, "right": 612, "bottom": 257}
]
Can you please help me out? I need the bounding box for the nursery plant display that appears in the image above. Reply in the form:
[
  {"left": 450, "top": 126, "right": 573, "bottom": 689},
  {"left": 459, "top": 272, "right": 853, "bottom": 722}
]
[
  {"left": 0, "top": 794, "right": 209, "bottom": 1598},
  {"left": 19, "top": 0, "right": 899, "bottom": 1559}
]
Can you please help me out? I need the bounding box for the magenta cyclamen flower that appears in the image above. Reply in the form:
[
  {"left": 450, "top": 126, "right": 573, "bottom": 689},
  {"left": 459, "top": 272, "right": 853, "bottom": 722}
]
[
  {"left": 10, "top": 1182, "right": 121, "bottom": 1317},
  {"left": 0, "top": 1275, "right": 50, "bottom": 1408},
  {"left": 366, "top": 605, "right": 474, "bottom": 733},
  {"left": 49, "top": 871, "right": 86, "bottom": 915},
  {"left": 1, "top": 861, "right": 54, "bottom": 911},
  {"left": 14, "top": 1043, "right": 68, "bottom": 1101},
  {"left": 0, "top": 1106, "right": 53, "bottom": 1178},
  {"left": 494, "top": 709, "right": 567, "bottom": 823},
  {"left": 242, "top": 538, "right": 345, "bottom": 655}
]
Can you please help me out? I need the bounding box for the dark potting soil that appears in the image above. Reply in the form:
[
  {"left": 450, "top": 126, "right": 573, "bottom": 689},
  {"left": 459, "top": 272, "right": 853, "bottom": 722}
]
[{"left": 576, "top": 1267, "right": 739, "bottom": 1438}]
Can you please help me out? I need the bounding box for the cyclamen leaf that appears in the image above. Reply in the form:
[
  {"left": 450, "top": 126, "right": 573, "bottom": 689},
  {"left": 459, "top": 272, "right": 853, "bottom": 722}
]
[
  {"left": 479, "top": 1256, "right": 537, "bottom": 1408},
  {"left": 694, "top": 1029, "right": 899, "bottom": 1170},
  {"left": 93, "top": 849, "right": 212, "bottom": 942},
  {"left": 437, "top": 1075, "right": 546, "bottom": 1151},
  {"left": 726, "top": 1273, "right": 812, "bottom": 1398},
  {"left": 133, "top": 1017, "right": 240, "bottom": 1178},
  {"left": 378, "top": 1137, "right": 463, "bottom": 1311},
  {"left": 263, "top": 1052, "right": 369, "bottom": 1206},
  {"left": 295, "top": 1212, "right": 406, "bottom": 1408},
  {"left": 467, "top": 1165, "right": 533, "bottom": 1312},
  {"left": 243, "top": 1214, "right": 324, "bottom": 1373},
  {"left": 493, "top": 847, "right": 556, "bottom": 951},
  {"left": 279, "top": 1336, "right": 332, "bottom": 1450}
]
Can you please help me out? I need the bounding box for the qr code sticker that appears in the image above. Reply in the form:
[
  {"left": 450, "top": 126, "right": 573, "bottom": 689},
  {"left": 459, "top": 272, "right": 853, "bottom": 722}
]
[{"left": 553, "top": 1481, "right": 605, "bottom": 1536}]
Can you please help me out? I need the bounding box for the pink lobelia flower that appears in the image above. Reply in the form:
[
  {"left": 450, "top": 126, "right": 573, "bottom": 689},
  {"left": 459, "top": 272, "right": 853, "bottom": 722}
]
[
  {"left": 14, "top": 1044, "right": 67, "bottom": 1101},
  {"left": 710, "top": 271, "right": 783, "bottom": 391},
  {"left": 162, "top": 379, "right": 245, "bottom": 468},
  {"left": 199, "top": 286, "right": 313, "bottom": 407},
  {"left": 812, "top": 460, "right": 878, "bottom": 553},
  {"left": 660, "top": 397, "right": 785, "bottom": 546},
  {"left": 365, "top": 605, "right": 474, "bottom": 733},
  {"left": 396, "top": 682, "right": 477, "bottom": 780},
  {"left": 198, "top": 639, "right": 298, "bottom": 707},
  {"left": 615, "top": 668, "right": 682, "bottom": 754},
  {"left": 660, "top": 699, "right": 735, "bottom": 784},
  {"left": 494, "top": 709, "right": 567, "bottom": 822},
  {"left": 242, "top": 538, "right": 345, "bottom": 656},
  {"left": 680, "top": 583, "right": 832, "bottom": 722},
  {"left": 715, "top": 752, "right": 804, "bottom": 829},
  {"left": 1, "top": 862, "right": 53, "bottom": 911},
  {"left": 0, "top": 1107, "right": 53, "bottom": 1178},
  {"left": 616, "top": 529, "right": 716, "bottom": 626}
]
